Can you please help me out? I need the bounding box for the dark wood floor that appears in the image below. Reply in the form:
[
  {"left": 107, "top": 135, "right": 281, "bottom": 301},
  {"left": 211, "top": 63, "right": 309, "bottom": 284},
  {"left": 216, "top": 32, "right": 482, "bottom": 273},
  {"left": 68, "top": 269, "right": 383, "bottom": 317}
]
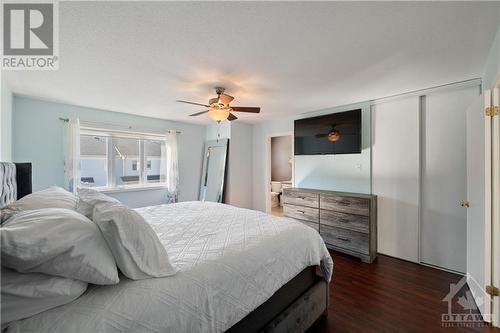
[{"left": 310, "top": 251, "right": 500, "bottom": 333}]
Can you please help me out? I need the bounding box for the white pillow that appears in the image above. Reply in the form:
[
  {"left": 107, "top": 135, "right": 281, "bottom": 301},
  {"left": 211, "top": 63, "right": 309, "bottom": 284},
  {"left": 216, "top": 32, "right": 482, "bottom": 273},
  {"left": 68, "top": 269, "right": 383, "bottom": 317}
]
[
  {"left": 1, "top": 208, "right": 120, "bottom": 285},
  {"left": 1, "top": 267, "right": 88, "bottom": 327},
  {"left": 1, "top": 186, "right": 77, "bottom": 223},
  {"left": 93, "top": 202, "right": 178, "bottom": 280},
  {"left": 77, "top": 188, "right": 120, "bottom": 219}
]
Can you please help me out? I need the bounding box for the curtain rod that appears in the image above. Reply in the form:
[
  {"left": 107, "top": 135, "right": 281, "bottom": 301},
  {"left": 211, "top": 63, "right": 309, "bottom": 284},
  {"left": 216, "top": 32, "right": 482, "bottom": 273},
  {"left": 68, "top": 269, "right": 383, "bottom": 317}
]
[{"left": 58, "top": 117, "right": 181, "bottom": 134}]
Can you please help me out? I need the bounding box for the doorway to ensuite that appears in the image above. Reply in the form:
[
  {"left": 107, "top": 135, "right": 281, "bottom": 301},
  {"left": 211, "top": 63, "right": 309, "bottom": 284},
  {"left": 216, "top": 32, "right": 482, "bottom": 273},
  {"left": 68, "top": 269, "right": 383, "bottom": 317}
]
[{"left": 266, "top": 133, "right": 293, "bottom": 216}]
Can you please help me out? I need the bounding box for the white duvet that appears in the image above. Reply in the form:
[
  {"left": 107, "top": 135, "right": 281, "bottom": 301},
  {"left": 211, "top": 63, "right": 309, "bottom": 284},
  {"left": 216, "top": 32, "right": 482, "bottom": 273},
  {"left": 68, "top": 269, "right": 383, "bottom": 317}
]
[{"left": 7, "top": 202, "right": 333, "bottom": 333}]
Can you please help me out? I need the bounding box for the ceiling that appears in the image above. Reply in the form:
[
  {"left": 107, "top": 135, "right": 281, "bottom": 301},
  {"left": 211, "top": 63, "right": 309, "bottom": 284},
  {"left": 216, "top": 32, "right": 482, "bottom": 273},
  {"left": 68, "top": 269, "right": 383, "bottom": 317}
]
[{"left": 5, "top": 1, "right": 500, "bottom": 124}]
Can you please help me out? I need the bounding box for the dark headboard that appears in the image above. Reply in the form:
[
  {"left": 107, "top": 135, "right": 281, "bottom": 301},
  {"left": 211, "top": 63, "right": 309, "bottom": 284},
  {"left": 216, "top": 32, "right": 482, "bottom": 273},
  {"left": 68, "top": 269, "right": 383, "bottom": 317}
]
[
  {"left": 0, "top": 162, "right": 32, "bottom": 208},
  {"left": 15, "top": 163, "right": 32, "bottom": 199}
]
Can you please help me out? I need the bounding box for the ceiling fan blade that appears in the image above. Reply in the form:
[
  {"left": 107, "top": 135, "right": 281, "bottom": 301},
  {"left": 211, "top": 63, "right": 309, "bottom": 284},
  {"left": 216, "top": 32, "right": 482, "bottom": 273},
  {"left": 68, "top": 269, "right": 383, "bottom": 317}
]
[
  {"left": 176, "top": 100, "right": 209, "bottom": 107},
  {"left": 315, "top": 134, "right": 328, "bottom": 138},
  {"left": 218, "top": 93, "right": 234, "bottom": 105},
  {"left": 227, "top": 113, "right": 238, "bottom": 121},
  {"left": 231, "top": 106, "right": 260, "bottom": 113},
  {"left": 189, "top": 110, "right": 209, "bottom": 117}
]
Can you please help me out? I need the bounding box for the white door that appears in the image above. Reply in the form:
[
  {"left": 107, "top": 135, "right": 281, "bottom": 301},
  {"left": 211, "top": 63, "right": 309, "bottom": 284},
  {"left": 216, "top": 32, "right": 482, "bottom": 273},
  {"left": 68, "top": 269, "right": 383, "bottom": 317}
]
[
  {"left": 420, "top": 86, "right": 478, "bottom": 273},
  {"left": 491, "top": 87, "right": 500, "bottom": 327},
  {"left": 466, "top": 93, "right": 491, "bottom": 319}
]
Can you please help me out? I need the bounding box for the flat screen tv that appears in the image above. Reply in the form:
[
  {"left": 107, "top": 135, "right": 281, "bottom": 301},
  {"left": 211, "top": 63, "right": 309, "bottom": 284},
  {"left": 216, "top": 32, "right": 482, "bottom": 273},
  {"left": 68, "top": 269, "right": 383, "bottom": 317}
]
[{"left": 294, "top": 109, "right": 362, "bottom": 155}]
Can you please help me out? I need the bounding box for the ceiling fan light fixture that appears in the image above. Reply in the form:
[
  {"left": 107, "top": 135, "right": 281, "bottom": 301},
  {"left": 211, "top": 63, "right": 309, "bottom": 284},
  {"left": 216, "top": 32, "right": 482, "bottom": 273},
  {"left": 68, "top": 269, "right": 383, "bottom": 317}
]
[
  {"left": 327, "top": 130, "right": 341, "bottom": 142},
  {"left": 209, "top": 97, "right": 220, "bottom": 105},
  {"left": 208, "top": 106, "right": 230, "bottom": 122}
]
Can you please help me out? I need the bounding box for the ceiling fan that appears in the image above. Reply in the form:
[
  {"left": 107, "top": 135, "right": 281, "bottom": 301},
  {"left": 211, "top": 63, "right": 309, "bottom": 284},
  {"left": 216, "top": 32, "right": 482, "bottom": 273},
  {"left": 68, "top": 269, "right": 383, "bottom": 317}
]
[{"left": 176, "top": 87, "right": 260, "bottom": 122}]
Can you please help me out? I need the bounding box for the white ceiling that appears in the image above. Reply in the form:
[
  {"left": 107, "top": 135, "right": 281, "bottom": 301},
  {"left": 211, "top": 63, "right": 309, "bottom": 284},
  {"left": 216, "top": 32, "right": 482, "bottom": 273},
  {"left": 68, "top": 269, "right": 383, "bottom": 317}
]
[{"left": 5, "top": 1, "right": 500, "bottom": 124}]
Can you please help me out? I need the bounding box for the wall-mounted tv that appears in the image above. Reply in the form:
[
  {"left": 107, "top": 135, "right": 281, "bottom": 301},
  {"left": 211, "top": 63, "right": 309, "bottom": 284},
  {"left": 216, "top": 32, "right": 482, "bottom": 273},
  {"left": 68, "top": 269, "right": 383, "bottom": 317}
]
[{"left": 294, "top": 109, "right": 362, "bottom": 155}]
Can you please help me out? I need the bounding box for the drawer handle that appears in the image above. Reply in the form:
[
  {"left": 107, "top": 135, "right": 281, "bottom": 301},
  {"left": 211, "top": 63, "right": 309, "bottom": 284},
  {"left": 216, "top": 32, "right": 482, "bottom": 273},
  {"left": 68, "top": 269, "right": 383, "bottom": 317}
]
[
  {"left": 297, "top": 196, "right": 306, "bottom": 200},
  {"left": 336, "top": 237, "right": 350, "bottom": 242},
  {"left": 297, "top": 210, "right": 305, "bottom": 214}
]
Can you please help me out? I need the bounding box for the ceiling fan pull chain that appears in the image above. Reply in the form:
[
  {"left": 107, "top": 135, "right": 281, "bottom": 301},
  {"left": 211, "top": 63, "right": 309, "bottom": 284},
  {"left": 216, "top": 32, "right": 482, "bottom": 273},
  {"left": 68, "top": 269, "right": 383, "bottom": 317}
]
[{"left": 217, "top": 121, "right": 221, "bottom": 142}]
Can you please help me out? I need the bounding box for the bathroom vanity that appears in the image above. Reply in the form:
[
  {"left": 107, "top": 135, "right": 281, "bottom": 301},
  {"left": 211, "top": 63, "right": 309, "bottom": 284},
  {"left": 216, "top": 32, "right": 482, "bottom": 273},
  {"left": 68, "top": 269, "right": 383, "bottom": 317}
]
[{"left": 282, "top": 188, "right": 377, "bottom": 263}]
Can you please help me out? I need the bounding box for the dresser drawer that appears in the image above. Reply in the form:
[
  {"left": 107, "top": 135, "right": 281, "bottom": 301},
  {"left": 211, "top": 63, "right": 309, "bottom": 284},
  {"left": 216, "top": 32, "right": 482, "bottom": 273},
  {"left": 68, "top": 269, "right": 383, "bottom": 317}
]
[
  {"left": 320, "top": 225, "right": 369, "bottom": 255},
  {"left": 283, "top": 190, "right": 319, "bottom": 208},
  {"left": 283, "top": 204, "right": 319, "bottom": 223},
  {"left": 320, "top": 194, "right": 370, "bottom": 216},
  {"left": 320, "top": 210, "right": 369, "bottom": 233},
  {"left": 296, "top": 219, "right": 319, "bottom": 232}
]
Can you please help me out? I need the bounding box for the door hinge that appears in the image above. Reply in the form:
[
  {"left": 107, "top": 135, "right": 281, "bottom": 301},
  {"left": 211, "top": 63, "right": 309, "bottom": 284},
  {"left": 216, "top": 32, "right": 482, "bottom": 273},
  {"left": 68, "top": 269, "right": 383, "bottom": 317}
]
[
  {"left": 486, "top": 285, "right": 500, "bottom": 297},
  {"left": 485, "top": 106, "right": 499, "bottom": 117}
]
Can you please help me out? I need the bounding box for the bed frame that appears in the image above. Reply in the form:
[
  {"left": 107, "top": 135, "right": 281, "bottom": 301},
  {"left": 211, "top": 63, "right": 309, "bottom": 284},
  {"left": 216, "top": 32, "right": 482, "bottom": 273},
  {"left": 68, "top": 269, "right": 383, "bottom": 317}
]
[
  {"left": 228, "top": 267, "right": 329, "bottom": 333},
  {"left": 0, "top": 162, "right": 329, "bottom": 332}
]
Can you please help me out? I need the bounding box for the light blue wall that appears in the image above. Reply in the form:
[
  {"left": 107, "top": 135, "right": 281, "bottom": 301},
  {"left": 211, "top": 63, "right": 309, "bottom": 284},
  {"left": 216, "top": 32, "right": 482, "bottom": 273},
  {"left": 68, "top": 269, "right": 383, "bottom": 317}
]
[
  {"left": 252, "top": 102, "right": 371, "bottom": 212},
  {"left": 252, "top": 117, "right": 294, "bottom": 212},
  {"left": 294, "top": 102, "right": 371, "bottom": 193},
  {"left": 12, "top": 96, "right": 207, "bottom": 207},
  {"left": 1, "top": 77, "right": 13, "bottom": 162}
]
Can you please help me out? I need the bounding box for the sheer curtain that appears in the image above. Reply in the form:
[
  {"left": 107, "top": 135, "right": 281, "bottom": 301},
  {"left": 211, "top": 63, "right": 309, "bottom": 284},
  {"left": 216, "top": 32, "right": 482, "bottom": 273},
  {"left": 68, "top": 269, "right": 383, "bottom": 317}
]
[
  {"left": 164, "top": 130, "right": 179, "bottom": 203},
  {"left": 63, "top": 117, "right": 80, "bottom": 193}
]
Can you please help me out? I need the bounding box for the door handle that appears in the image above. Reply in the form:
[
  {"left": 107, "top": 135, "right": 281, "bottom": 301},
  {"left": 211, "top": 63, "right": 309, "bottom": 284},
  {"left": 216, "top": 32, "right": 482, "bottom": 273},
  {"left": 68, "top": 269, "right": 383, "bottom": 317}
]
[{"left": 460, "top": 201, "right": 470, "bottom": 208}]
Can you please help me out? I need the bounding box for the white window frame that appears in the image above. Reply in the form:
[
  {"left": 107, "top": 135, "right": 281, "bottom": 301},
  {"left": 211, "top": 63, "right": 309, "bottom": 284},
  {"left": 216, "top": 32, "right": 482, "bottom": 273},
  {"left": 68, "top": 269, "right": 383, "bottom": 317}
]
[{"left": 79, "top": 127, "right": 167, "bottom": 193}]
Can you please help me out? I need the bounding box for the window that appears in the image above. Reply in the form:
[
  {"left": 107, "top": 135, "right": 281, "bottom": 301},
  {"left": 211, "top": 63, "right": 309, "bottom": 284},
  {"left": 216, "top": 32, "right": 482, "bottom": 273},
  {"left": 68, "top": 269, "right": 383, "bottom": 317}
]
[
  {"left": 79, "top": 135, "right": 108, "bottom": 187},
  {"left": 144, "top": 139, "right": 163, "bottom": 183},
  {"left": 114, "top": 137, "right": 140, "bottom": 186},
  {"left": 79, "top": 130, "right": 167, "bottom": 189}
]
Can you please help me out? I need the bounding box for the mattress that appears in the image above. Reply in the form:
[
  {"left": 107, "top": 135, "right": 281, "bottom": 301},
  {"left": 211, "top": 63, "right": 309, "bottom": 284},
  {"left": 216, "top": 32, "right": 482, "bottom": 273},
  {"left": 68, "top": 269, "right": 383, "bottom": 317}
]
[{"left": 6, "top": 201, "right": 333, "bottom": 333}]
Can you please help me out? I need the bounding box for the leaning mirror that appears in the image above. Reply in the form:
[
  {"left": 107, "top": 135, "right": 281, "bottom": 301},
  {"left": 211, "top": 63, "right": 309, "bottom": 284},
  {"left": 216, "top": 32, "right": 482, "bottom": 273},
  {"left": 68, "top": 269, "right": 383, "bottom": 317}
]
[{"left": 199, "top": 139, "right": 229, "bottom": 203}]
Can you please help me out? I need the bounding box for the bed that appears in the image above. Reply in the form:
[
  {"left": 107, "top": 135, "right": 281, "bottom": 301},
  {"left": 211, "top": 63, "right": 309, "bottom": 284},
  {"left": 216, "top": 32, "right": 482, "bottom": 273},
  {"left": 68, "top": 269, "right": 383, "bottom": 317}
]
[{"left": 0, "top": 162, "right": 333, "bottom": 333}]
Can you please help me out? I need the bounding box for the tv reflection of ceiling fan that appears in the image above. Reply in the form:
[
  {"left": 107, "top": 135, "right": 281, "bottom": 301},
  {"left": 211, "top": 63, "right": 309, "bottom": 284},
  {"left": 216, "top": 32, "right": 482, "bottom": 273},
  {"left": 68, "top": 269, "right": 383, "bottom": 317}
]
[
  {"left": 315, "top": 124, "right": 341, "bottom": 142},
  {"left": 176, "top": 87, "right": 260, "bottom": 122}
]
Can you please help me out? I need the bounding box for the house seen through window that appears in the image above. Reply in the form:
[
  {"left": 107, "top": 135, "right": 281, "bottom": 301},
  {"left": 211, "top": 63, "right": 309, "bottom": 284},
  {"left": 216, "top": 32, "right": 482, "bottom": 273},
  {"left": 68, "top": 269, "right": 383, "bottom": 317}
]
[{"left": 79, "top": 131, "right": 165, "bottom": 189}]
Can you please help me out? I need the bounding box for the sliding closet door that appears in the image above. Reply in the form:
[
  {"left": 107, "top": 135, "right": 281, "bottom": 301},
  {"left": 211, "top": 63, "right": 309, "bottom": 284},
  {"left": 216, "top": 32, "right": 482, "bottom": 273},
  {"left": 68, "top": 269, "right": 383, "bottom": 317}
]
[
  {"left": 372, "top": 97, "right": 420, "bottom": 262},
  {"left": 421, "top": 86, "right": 478, "bottom": 273}
]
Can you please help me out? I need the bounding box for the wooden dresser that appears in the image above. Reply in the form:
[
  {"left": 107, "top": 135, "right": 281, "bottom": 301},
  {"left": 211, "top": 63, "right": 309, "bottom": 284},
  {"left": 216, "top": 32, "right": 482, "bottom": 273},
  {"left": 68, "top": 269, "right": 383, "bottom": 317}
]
[{"left": 283, "top": 188, "right": 377, "bottom": 263}]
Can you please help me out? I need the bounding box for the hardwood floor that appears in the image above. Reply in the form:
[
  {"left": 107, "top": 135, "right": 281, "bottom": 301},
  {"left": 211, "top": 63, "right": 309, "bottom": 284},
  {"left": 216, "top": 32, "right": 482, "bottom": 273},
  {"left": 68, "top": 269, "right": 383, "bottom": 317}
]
[
  {"left": 271, "top": 206, "right": 283, "bottom": 216},
  {"left": 310, "top": 251, "right": 500, "bottom": 333}
]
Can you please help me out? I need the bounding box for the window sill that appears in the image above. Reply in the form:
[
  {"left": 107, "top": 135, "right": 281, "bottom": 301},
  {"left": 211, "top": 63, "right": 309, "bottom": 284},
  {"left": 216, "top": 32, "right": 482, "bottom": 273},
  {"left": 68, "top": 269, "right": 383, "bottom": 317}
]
[{"left": 81, "top": 184, "right": 168, "bottom": 194}]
